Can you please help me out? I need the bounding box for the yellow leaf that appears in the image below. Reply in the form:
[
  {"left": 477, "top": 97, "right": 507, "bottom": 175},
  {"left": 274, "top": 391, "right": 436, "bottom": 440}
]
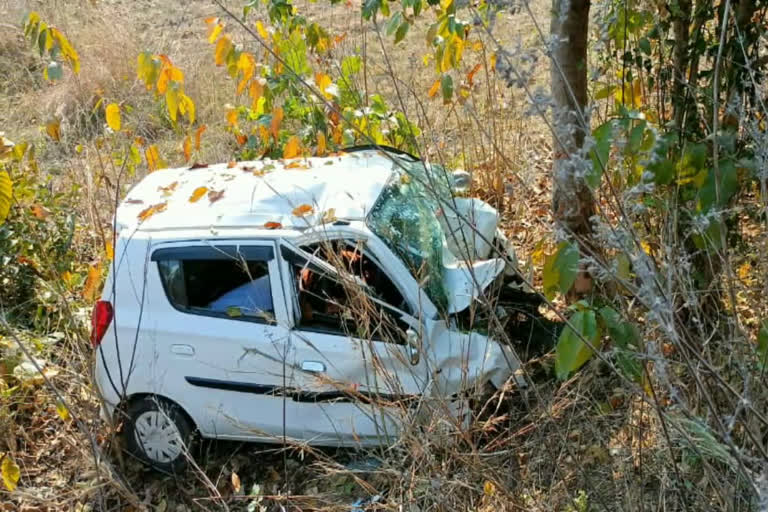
[
  {"left": 82, "top": 263, "right": 102, "bottom": 301},
  {"left": 321, "top": 208, "right": 336, "bottom": 223},
  {"left": 183, "top": 136, "right": 192, "bottom": 162},
  {"left": 166, "top": 88, "right": 179, "bottom": 122},
  {"left": 255, "top": 20, "right": 269, "bottom": 40},
  {"left": 145, "top": 145, "right": 160, "bottom": 172},
  {"left": 237, "top": 53, "right": 255, "bottom": 95},
  {"left": 292, "top": 203, "right": 314, "bottom": 217},
  {"left": 314, "top": 72, "right": 332, "bottom": 98},
  {"left": 178, "top": 93, "right": 196, "bottom": 124},
  {"left": 483, "top": 480, "right": 496, "bottom": 496},
  {"left": 0, "top": 170, "right": 11, "bottom": 225},
  {"left": 195, "top": 124, "right": 207, "bottom": 150},
  {"left": 2, "top": 456, "right": 20, "bottom": 491},
  {"left": 105, "top": 241, "right": 114, "bottom": 261},
  {"left": 472, "top": 40, "right": 484, "bottom": 51},
  {"left": 56, "top": 400, "right": 70, "bottom": 421},
  {"left": 105, "top": 103, "right": 121, "bottom": 131},
  {"left": 316, "top": 131, "right": 327, "bottom": 156},
  {"left": 489, "top": 53, "right": 497, "bottom": 72},
  {"left": 157, "top": 65, "right": 183, "bottom": 95},
  {"left": 45, "top": 118, "right": 61, "bottom": 141},
  {"left": 231, "top": 472, "right": 241, "bottom": 493},
  {"left": 189, "top": 186, "right": 208, "bottom": 203},
  {"left": 208, "top": 23, "right": 224, "bottom": 44},
  {"left": 271, "top": 107, "right": 283, "bottom": 142},
  {"left": 214, "top": 35, "right": 233, "bottom": 66},
  {"left": 428, "top": 79, "right": 440, "bottom": 98},
  {"left": 283, "top": 136, "right": 301, "bottom": 159}
]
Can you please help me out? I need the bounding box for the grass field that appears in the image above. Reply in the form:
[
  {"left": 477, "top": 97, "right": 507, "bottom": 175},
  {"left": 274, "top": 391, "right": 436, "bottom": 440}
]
[{"left": 0, "top": 1, "right": 696, "bottom": 510}]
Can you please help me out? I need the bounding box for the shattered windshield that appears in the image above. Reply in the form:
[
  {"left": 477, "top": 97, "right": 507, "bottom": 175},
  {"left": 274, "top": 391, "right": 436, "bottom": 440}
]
[{"left": 367, "top": 159, "right": 455, "bottom": 311}]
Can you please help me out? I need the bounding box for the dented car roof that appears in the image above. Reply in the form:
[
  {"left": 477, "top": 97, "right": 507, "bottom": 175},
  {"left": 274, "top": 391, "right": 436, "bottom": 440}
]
[{"left": 115, "top": 150, "right": 397, "bottom": 233}]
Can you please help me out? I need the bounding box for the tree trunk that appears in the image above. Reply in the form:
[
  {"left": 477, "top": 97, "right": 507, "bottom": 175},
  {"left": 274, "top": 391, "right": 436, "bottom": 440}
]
[{"left": 550, "top": 0, "right": 594, "bottom": 294}]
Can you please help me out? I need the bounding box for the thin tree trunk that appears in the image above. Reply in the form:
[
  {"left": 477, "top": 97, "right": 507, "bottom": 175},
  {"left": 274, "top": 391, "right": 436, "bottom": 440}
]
[{"left": 550, "top": 0, "right": 593, "bottom": 294}]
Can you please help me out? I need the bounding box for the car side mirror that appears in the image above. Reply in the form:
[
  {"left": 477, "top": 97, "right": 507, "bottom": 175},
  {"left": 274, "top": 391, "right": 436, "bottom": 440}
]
[{"left": 406, "top": 328, "right": 420, "bottom": 365}]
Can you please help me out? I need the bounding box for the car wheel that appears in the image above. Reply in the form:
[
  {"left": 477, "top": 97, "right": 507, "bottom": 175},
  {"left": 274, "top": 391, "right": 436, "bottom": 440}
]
[{"left": 124, "top": 396, "right": 193, "bottom": 473}]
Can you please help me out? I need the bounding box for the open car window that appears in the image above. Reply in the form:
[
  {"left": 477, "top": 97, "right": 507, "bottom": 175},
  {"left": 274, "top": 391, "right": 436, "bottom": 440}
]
[
  {"left": 154, "top": 245, "right": 276, "bottom": 324},
  {"left": 280, "top": 239, "right": 413, "bottom": 344}
]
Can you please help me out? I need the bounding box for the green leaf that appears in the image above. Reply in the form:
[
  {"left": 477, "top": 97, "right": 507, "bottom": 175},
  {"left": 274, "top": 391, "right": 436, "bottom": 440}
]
[
  {"left": 588, "top": 121, "right": 614, "bottom": 188},
  {"left": 555, "top": 310, "right": 600, "bottom": 380},
  {"left": 758, "top": 321, "right": 768, "bottom": 368},
  {"left": 593, "top": 85, "right": 616, "bottom": 100},
  {"left": 386, "top": 12, "right": 402, "bottom": 36},
  {"left": 44, "top": 61, "right": 63, "bottom": 81},
  {"left": 542, "top": 241, "right": 580, "bottom": 299},
  {"left": 440, "top": 74, "right": 453, "bottom": 103},
  {"left": 599, "top": 307, "right": 642, "bottom": 382},
  {"left": 638, "top": 37, "right": 651, "bottom": 55},
  {"left": 394, "top": 20, "right": 410, "bottom": 44},
  {"left": 0, "top": 170, "right": 11, "bottom": 225}
]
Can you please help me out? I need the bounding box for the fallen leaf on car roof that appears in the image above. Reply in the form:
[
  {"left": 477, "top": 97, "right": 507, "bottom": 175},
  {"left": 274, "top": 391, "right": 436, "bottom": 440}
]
[
  {"left": 137, "top": 202, "right": 167, "bottom": 222},
  {"left": 208, "top": 189, "right": 224, "bottom": 203},
  {"left": 264, "top": 221, "right": 282, "bottom": 229},
  {"left": 292, "top": 204, "right": 314, "bottom": 217},
  {"left": 189, "top": 186, "right": 208, "bottom": 203},
  {"left": 188, "top": 162, "right": 209, "bottom": 170}
]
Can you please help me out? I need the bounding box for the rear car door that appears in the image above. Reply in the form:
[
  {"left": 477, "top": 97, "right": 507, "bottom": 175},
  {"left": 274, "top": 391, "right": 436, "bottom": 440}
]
[
  {"left": 278, "top": 238, "right": 429, "bottom": 446},
  {"left": 148, "top": 240, "right": 299, "bottom": 441}
]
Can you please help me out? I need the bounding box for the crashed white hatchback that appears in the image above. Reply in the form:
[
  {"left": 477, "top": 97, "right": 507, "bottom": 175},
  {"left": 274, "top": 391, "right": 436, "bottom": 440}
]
[{"left": 92, "top": 147, "right": 523, "bottom": 471}]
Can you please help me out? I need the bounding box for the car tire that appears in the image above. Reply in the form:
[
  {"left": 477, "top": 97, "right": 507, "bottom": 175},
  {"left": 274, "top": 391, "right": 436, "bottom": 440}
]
[{"left": 124, "top": 396, "right": 194, "bottom": 473}]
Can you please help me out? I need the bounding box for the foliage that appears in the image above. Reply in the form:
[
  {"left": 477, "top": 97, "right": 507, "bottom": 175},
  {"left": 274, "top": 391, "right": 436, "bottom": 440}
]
[
  {"left": 206, "top": 6, "right": 420, "bottom": 159},
  {"left": 22, "top": 12, "right": 80, "bottom": 81}
]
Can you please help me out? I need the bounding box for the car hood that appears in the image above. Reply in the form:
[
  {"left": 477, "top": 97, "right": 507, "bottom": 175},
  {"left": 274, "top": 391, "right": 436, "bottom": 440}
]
[{"left": 442, "top": 257, "right": 506, "bottom": 314}]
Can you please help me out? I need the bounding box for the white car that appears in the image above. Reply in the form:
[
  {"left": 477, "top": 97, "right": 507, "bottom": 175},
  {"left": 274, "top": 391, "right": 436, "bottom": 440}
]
[{"left": 92, "top": 147, "right": 524, "bottom": 471}]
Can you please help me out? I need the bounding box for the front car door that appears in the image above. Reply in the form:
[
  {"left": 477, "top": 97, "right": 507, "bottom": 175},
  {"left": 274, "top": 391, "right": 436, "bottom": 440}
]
[{"left": 278, "top": 237, "right": 429, "bottom": 446}]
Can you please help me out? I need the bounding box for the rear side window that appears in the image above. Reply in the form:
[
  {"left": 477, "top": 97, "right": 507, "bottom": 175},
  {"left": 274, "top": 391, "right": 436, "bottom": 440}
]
[{"left": 153, "top": 245, "right": 275, "bottom": 323}]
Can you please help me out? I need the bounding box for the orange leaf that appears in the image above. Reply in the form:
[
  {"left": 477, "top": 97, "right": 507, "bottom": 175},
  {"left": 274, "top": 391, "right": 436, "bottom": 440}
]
[
  {"left": 316, "top": 131, "right": 327, "bottom": 156},
  {"left": 292, "top": 203, "right": 314, "bottom": 217},
  {"left": 236, "top": 133, "right": 247, "bottom": 145},
  {"left": 283, "top": 136, "right": 301, "bottom": 159},
  {"left": 208, "top": 189, "right": 224, "bottom": 203},
  {"left": 189, "top": 186, "right": 208, "bottom": 202},
  {"left": 214, "top": 35, "right": 233, "bottom": 66},
  {"left": 204, "top": 16, "right": 219, "bottom": 26},
  {"left": 258, "top": 125, "right": 270, "bottom": 146},
  {"left": 270, "top": 107, "right": 283, "bottom": 142},
  {"left": 332, "top": 124, "right": 343, "bottom": 144},
  {"left": 30, "top": 205, "right": 48, "bottom": 220},
  {"left": 145, "top": 145, "right": 160, "bottom": 171},
  {"left": 467, "top": 63, "right": 482, "bottom": 86},
  {"left": 195, "top": 124, "right": 207, "bottom": 150},
  {"left": 227, "top": 160, "right": 237, "bottom": 168},
  {"left": 46, "top": 119, "right": 61, "bottom": 141},
  {"left": 285, "top": 161, "right": 309, "bottom": 169},
  {"left": 183, "top": 136, "right": 191, "bottom": 162},
  {"left": 428, "top": 79, "right": 440, "bottom": 98},
  {"left": 227, "top": 109, "right": 238, "bottom": 127},
  {"left": 137, "top": 202, "right": 167, "bottom": 222},
  {"left": 249, "top": 79, "right": 264, "bottom": 107},
  {"left": 264, "top": 221, "right": 282, "bottom": 229},
  {"left": 82, "top": 263, "right": 102, "bottom": 301}
]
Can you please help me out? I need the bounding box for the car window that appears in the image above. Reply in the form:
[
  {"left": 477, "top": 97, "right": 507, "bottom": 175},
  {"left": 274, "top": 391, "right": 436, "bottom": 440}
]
[
  {"left": 288, "top": 240, "right": 410, "bottom": 343},
  {"left": 155, "top": 245, "right": 275, "bottom": 324}
]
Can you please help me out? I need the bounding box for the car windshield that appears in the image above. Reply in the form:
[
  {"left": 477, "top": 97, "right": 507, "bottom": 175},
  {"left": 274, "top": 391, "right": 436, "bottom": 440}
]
[{"left": 367, "top": 159, "right": 455, "bottom": 311}]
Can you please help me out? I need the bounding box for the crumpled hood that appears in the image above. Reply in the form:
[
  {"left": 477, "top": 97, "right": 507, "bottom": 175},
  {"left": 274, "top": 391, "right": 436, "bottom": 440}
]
[
  {"left": 442, "top": 257, "right": 506, "bottom": 314},
  {"left": 426, "top": 323, "right": 523, "bottom": 395}
]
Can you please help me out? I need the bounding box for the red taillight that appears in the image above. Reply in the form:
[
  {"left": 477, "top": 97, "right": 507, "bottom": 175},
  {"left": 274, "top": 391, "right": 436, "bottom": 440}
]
[{"left": 90, "top": 300, "right": 113, "bottom": 347}]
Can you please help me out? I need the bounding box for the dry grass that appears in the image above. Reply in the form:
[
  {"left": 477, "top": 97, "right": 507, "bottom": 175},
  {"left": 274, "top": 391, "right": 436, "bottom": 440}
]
[{"left": 1, "top": 0, "right": 736, "bottom": 511}]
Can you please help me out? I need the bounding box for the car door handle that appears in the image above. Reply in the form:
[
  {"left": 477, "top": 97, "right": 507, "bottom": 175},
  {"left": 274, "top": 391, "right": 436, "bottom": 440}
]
[
  {"left": 171, "top": 344, "right": 195, "bottom": 356},
  {"left": 301, "top": 361, "right": 325, "bottom": 373}
]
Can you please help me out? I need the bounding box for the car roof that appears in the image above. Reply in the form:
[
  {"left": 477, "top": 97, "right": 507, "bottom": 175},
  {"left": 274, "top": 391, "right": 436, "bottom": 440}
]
[{"left": 114, "top": 149, "right": 399, "bottom": 234}]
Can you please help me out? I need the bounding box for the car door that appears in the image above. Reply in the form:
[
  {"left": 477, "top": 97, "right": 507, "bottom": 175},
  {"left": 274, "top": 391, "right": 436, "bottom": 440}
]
[
  {"left": 147, "top": 240, "right": 300, "bottom": 441},
  {"left": 278, "top": 239, "right": 429, "bottom": 446}
]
